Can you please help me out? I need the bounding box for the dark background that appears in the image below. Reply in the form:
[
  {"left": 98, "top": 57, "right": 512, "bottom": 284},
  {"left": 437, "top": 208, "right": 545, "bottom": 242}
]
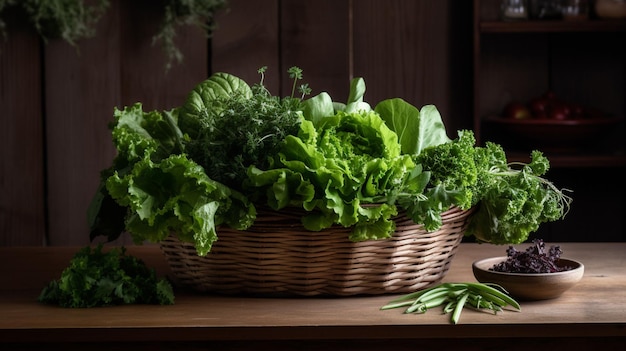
[{"left": 1, "top": 0, "right": 624, "bottom": 246}]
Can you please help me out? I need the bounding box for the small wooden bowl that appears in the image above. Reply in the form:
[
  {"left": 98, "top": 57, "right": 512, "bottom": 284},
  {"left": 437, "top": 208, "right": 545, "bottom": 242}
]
[{"left": 472, "top": 257, "right": 584, "bottom": 301}]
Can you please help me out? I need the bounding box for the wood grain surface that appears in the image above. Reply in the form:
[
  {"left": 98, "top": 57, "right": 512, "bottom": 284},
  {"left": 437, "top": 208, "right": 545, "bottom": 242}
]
[{"left": 1, "top": 242, "right": 625, "bottom": 350}]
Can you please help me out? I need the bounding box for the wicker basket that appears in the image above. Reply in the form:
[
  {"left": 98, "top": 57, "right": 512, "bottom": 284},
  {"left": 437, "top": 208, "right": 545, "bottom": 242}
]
[{"left": 160, "top": 206, "right": 474, "bottom": 296}]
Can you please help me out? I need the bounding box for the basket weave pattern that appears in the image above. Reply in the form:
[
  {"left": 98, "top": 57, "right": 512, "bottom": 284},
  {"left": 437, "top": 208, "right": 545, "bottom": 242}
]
[{"left": 160, "top": 206, "right": 473, "bottom": 296}]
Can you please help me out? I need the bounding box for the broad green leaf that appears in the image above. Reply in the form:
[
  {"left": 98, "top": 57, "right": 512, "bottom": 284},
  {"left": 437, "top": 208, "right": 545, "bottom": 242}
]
[
  {"left": 301, "top": 92, "right": 334, "bottom": 126},
  {"left": 375, "top": 99, "right": 451, "bottom": 156},
  {"left": 347, "top": 77, "right": 366, "bottom": 104}
]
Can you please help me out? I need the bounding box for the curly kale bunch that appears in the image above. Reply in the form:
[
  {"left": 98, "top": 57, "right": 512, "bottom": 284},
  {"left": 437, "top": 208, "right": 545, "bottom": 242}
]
[
  {"left": 405, "top": 130, "right": 572, "bottom": 244},
  {"left": 39, "top": 245, "right": 174, "bottom": 308},
  {"left": 413, "top": 130, "right": 479, "bottom": 210},
  {"left": 466, "top": 146, "right": 572, "bottom": 244}
]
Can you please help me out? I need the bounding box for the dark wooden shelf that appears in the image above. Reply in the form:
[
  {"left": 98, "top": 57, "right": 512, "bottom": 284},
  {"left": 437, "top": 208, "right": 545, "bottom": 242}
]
[
  {"left": 473, "top": 0, "right": 626, "bottom": 241},
  {"left": 480, "top": 19, "right": 626, "bottom": 33},
  {"left": 480, "top": 115, "right": 626, "bottom": 168}
]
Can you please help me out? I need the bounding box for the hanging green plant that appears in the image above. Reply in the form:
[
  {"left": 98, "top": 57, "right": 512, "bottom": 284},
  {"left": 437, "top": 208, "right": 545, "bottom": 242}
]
[
  {"left": 0, "top": 0, "right": 110, "bottom": 46},
  {"left": 153, "top": 0, "right": 229, "bottom": 71},
  {"left": 0, "top": 0, "right": 228, "bottom": 71}
]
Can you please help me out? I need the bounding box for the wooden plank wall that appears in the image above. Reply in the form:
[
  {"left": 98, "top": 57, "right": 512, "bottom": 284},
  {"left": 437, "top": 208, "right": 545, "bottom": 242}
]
[
  {"left": 0, "top": 0, "right": 473, "bottom": 246},
  {"left": 0, "top": 12, "right": 45, "bottom": 246}
]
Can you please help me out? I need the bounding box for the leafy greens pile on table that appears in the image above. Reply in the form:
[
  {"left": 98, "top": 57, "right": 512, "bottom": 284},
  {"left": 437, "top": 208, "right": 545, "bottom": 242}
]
[
  {"left": 88, "top": 68, "right": 572, "bottom": 256},
  {"left": 39, "top": 245, "right": 174, "bottom": 307}
]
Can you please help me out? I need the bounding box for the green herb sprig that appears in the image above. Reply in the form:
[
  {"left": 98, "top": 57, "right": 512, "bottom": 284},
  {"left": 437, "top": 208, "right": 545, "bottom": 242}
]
[
  {"left": 184, "top": 67, "right": 306, "bottom": 189},
  {"left": 381, "top": 282, "right": 521, "bottom": 324}
]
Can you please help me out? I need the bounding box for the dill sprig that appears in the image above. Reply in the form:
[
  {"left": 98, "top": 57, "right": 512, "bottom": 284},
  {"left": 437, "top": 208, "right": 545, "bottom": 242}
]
[{"left": 185, "top": 67, "right": 308, "bottom": 189}]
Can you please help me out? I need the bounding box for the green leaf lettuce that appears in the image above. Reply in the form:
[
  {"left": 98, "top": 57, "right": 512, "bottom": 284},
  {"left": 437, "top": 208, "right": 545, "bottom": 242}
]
[{"left": 246, "top": 110, "right": 415, "bottom": 242}]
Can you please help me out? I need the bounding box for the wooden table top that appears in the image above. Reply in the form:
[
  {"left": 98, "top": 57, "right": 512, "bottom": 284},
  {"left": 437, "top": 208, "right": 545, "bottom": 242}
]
[{"left": 2, "top": 242, "right": 625, "bottom": 345}]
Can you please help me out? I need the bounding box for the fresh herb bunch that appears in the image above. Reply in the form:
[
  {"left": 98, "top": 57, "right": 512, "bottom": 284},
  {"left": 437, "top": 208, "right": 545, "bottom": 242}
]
[
  {"left": 183, "top": 67, "right": 306, "bottom": 189},
  {"left": 38, "top": 245, "right": 175, "bottom": 308},
  {"left": 0, "top": 0, "right": 109, "bottom": 45},
  {"left": 491, "top": 239, "right": 570, "bottom": 273}
]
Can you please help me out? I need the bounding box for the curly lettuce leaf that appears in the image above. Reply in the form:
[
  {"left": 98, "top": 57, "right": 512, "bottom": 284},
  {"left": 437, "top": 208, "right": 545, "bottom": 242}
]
[
  {"left": 90, "top": 102, "right": 255, "bottom": 255},
  {"left": 247, "top": 110, "right": 413, "bottom": 241},
  {"left": 107, "top": 154, "right": 255, "bottom": 256},
  {"left": 88, "top": 103, "right": 185, "bottom": 242},
  {"left": 106, "top": 102, "right": 184, "bottom": 166}
]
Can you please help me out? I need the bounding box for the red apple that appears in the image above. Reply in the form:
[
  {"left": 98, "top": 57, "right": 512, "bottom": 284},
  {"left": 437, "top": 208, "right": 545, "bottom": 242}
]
[
  {"left": 529, "top": 97, "right": 550, "bottom": 119},
  {"left": 548, "top": 103, "right": 571, "bottom": 120},
  {"left": 502, "top": 101, "right": 532, "bottom": 119}
]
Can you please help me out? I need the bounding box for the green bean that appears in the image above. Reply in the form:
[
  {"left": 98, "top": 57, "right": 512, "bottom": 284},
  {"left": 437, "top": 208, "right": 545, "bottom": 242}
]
[
  {"left": 381, "top": 285, "right": 451, "bottom": 310},
  {"left": 443, "top": 300, "right": 457, "bottom": 314},
  {"left": 446, "top": 288, "right": 468, "bottom": 299},
  {"left": 405, "top": 295, "right": 449, "bottom": 314},
  {"left": 479, "top": 293, "right": 508, "bottom": 308},
  {"left": 467, "top": 293, "right": 483, "bottom": 308},
  {"left": 466, "top": 283, "right": 521, "bottom": 310},
  {"left": 467, "top": 294, "right": 498, "bottom": 311},
  {"left": 414, "top": 287, "right": 453, "bottom": 303},
  {"left": 381, "top": 282, "right": 521, "bottom": 324},
  {"left": 451, "top": 292, "right": 470, "bottom": 324}
]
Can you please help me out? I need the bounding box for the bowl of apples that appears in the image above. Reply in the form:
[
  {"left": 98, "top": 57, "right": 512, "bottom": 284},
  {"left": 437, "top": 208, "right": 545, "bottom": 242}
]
[{"left": 485, "top": 91, "right": 623, "bottom": 153}]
